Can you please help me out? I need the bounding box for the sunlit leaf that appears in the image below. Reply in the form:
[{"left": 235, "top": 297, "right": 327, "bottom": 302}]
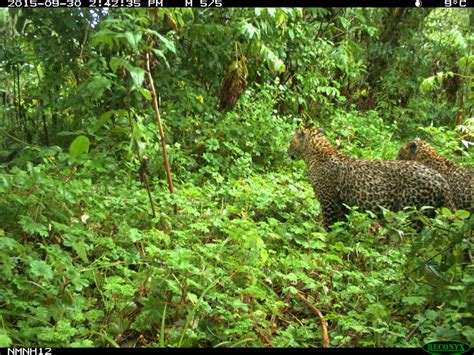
[
  {"left": 128, "top": 66, "right": 146, "bottom": 89},
  {"left": 69, "top": 135, "right": 90, "bottom": 158}
]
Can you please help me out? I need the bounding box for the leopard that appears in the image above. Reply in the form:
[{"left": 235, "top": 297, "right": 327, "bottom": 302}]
[
  {"left": 288, "top": 128, "right": 454, "bottom": 228},
  {"left": 397, "top": 139, "right": 473, "bottom": 212}
]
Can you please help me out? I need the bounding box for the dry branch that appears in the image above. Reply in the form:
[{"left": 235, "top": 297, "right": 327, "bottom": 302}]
[
  {"left": 145, "top": 52, "right": 177, "bottom": 214},
  {"left": 296, "top": 292, "right": 330, "bottom": 348}
]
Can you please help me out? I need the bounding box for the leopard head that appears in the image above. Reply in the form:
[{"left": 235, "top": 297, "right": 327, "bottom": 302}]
[
  {"left": 397, "top": 139, "right": 438, "bottom": 163},
  {"left": 288, "top": 127, "right": 336, "bottom": 161}
]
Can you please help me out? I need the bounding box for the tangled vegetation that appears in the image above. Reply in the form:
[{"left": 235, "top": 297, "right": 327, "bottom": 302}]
[{"left": 0, "top": 8, "right": 473, "bottom": 348}]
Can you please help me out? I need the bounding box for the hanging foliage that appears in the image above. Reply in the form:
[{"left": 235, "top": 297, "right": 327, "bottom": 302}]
[{"left": 219, "top": 44, "right": 248, "bottom": 111}]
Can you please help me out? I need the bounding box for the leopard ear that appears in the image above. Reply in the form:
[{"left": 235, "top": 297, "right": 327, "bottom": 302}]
[
  {"left": 318, "top": 127, "right": 325, "bottom": 135},
  {"left": 408, "top": 141, "right": 418, "bottom": 154}
]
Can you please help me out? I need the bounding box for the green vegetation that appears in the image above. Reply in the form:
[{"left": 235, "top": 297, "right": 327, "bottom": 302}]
[{"left": 0, "top": 8, "right": 472, "bottom": 348}]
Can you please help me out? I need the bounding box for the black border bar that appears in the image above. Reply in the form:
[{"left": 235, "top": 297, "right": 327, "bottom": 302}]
[{"left": 2, "top": 0, "right": 473, "bottom": 7}]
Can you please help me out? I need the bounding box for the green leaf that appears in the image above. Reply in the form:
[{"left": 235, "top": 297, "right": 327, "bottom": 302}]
[
  {"left": 458, "top": 55, "right": 474, "bottom": 70},
  {"left": 19, "top": 216, "right": 49, "bottom": 237},
  {"left": 128, "top": 66, "right": 146, "bottom": 90},
  {"left": 30, "top": 260, "right": 54, "bottom": 280},
  {"left": 260, "top": 45, "right": 285, "bottom": 74},
  {"left": 70, "top": 340, "right": 95, "bottom": 347},
  {"left": 419, "top": 76, "right": 436, "bottom": 94},
  {"left": 267, "top": 8, "right": 276, "bottom": 17},
  {"left": 187, "top": 293, "right": 198, "bottom": 304},
  {"left": 109, "top": 57, "right": 129, "bottom": 73},
  {"left": 92, "top": 111, "right": 114, "bottom": 133},
  {"left": 0, "top": 333, "right": 12, "bottom": 347},
  {"left": 128, "top": 228, "right": 143, "bottom": 242},
  {"left": 339, "top": 16, "right": 349, "bottom": 29},
  {"left": 125, "top": 31, "right": 142, "bottom": 52},
  {"left": 461, "top": 326, "right": 474, "bottom": 344},
  {"left": 285, "top": 286, "right": 298, "bottom": 295},
  {"left": 455, "top": 209, "right": 470, "bottom": 219},
  {"left": 139, "top": 87, "right": 152, "bottom": 101},
  {"left": 15, "top": 15, "right": 27, "bottom": 33},
  {"left": 152, "top": 49, "right": 170, "bottom": 69},
  {"left": 69, "top": 135, "right": 90, "bottom": 158},
  {"left": 440, "top": 207, "right": 453, "bottom": 218},
  {"left": 92, "top": 29, "right": 117, "bottom": 48},
  {"left": 435, "top": 72, "right": 444, "bottom": 85},
  {"left": 157, "top": 33, "right": 176, "bottom": 54},
  {"left": 402, "top": 296, "right": 426, "bottom": 306},
  {"left": 86, "top": 76, "right": 112, "bottom": 100},
  {"left": 72, "top": 240, "right": 89, "bottom": 263},
  {"left": 425, "top": 310, "right": 438, "bottom": 321},
  {"left": 239, "top": 23, "right": 259, "bottom": 40}
]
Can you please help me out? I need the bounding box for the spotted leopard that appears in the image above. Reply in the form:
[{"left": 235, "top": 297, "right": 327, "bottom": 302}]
[
  {"left": 397, "top": 139, "right": 473, "bottom": 212},
  {"left": 288, "top": 128, "right": 454, "bottom": 228}
]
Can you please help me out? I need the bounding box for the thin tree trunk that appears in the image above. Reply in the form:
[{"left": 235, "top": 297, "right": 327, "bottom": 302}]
[
  {"left": 40, "top": 99, "right": 49, "bottom": 146},
  {"left": 145, "top": 52, "right": 177, "bottom": 214}
]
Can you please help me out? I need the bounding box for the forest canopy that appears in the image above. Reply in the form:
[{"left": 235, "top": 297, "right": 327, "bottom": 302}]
[{"left": 0, "top": 8, "right": 472, "bottom": 348}]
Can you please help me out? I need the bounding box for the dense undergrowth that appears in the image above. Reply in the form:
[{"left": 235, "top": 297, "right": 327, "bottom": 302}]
[
  {"left": 0, "top": 8, "right": 473, "bottom": 348},
  {"left": 1, "top": 109, "right": 473, "bottom": 347}
]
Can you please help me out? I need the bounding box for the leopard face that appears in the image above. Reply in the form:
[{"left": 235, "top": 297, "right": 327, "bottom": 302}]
[
  {"left": 288, "top": 128, "right": 338, "bottom": 163},
  {"left": 397, "top": 139, "right": 444, "bottom": 164},
  {"left": 287, "top": 129, "right": 306, "bottom": 161}
]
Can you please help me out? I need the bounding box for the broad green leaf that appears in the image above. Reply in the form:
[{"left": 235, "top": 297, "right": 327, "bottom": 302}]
[
  {"left": 0, "top": 333, "right": 12, "bottom": 347},
  {"left": 455, "top": 209, "right": 470, "bottom": 219},
  {"left": 139, "top": 87, "right": 152, "bottom": 101},
  {"left": 461, "top": 326, "right": 474, "bottom": 344},
  {"left": 239, "top": 22, "right": 259, "bottom": 40},
  {"left": 440, "top": 207, "right": 453, "bottom": 218},
  {"left": 91, "top": 29, "right": 117, "bottom": 48},
  {"left": 128, "top": 66, "right": 146, "bottom": 89},
  {"left": 125, "top": 31, "right": 142, "bottom": 52},
  {"left": 128, "top": 228, "right": 143, "bottom": 242},
  {"left": 92, "top": 111, "right": 114, "bottom": 133},
  {"left": 425, "top": 310, "right": 438, "bottom": 321},
  {"left": 157, "top": 33, "right": 176, "bottom": 54},
  {"left": 15, "top": 15, "right": 27, "bottom": 33},
  {"left": 275, "top": 9, "right": 287, "bottom": 28},
  {"left": 152, "top": 49, "right": 170, "bottom": 69},
  {"left": 72, "top": 241, "right": 89, "bottom": 263},
  {"left": 86, "top": 76, "right": 112, "bottom": 100},
  {"left": 109, "top": 57, "right": 129, "bottom": 73},
  {"left": 260, "top": 45, "right": 285, "bottom": 74},
  {"left": 435, "top": 72, "right": 444, "bottom": 85},
  {"left": 69, "top": 135, "right": 90, "bottom": 158},
  {"left": 419, "top": 76, "right": 436, "bottom": 94}
]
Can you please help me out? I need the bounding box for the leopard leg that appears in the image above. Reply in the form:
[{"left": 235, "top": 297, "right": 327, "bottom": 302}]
[{"left": 319, "top": 196, "right": 344, "bottom": 229}]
